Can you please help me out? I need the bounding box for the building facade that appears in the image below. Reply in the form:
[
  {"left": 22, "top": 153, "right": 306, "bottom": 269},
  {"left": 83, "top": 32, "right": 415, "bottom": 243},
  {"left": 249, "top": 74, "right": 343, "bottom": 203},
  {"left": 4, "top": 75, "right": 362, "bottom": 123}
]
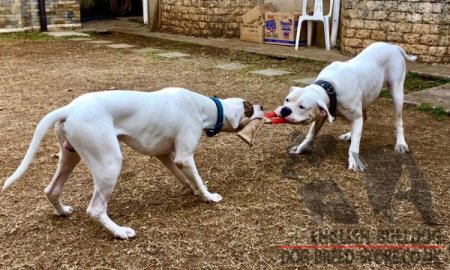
[
  {"left": 1, "top": 0, "right": 448, "bottom": 63},
  {"left": 340, "top": 0, "right": 449, "bottom": 63},
  {"left": 0, "top": 0, "right": 80, "bottom": 33}
]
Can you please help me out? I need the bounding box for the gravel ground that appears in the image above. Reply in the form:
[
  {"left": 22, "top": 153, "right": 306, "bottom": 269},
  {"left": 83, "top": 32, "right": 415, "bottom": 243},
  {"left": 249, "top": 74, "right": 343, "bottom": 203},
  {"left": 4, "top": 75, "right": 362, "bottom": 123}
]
[{"left": 0, "top": 33, "right": 448, "bottom": 269}]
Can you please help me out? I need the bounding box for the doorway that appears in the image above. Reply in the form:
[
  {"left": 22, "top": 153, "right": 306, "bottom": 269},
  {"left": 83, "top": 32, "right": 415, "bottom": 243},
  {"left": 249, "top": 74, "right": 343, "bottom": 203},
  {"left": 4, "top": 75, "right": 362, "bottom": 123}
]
[{"left": 80, "top": 0, "right": 143, "bottom": 22}]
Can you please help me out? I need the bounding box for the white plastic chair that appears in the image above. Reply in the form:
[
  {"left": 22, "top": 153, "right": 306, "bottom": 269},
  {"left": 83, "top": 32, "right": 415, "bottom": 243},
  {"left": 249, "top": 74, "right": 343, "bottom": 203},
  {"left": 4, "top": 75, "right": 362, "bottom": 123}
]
[{"left": 295, "top": 0, "right": 334, "bottom": 51}]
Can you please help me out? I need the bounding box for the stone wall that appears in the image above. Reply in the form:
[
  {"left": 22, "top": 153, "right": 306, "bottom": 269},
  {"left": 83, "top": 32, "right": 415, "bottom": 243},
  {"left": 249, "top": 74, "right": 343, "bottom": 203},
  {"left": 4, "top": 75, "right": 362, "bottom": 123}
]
[
  {"left": 0, "top": 0, "right": 80, "bottom": 33},
  {"left": 340, "top": 0, "right": 449, "bottom": 63},
  {"left": 160, "top": 0, "right": 261, "bottom": 37}
]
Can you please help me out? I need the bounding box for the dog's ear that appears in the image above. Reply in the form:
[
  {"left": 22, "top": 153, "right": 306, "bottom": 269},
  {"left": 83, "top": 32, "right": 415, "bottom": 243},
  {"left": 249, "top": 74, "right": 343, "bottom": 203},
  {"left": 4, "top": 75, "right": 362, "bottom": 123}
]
[
  {"left": 243, "top": 101, "right": 254, "bottom": 118},
  {"left": 224, "top": 103, "right": 243, "bottom": 129},
  {"left": 316, "top": 100, "right": 334, "bottom": 123},
  {"left": 289, "top": 86, "right": 302, "bottom": 93}
]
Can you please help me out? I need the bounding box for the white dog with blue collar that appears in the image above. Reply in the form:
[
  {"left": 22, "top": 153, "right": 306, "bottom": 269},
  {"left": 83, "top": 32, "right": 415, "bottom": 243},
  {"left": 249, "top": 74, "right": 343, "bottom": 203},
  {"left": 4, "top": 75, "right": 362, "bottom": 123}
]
[
  {"left": 2, "top": 87, "right": 263, "bottom": 239},
  {"left": 275, "top": 42, "right": 416, "bottom": 172}
]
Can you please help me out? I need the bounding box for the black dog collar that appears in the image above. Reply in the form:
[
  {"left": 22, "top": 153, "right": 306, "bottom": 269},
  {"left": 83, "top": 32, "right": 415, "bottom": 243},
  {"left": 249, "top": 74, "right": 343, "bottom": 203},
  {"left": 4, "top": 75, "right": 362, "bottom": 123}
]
[
  {"left": 314, "top": 80, "right": 337, "bottom": 117},
  {"left": 204, "top": 97, "right": 224, "bottom": 137}
]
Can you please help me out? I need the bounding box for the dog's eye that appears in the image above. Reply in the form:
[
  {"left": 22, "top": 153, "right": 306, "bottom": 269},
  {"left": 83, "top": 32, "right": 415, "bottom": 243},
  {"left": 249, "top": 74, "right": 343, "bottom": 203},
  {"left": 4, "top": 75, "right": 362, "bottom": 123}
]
[
  {"left": 299, "top": 105, "right": 305, "bottom": 109},
  {"left": 285, "top": 98, "right": 290, "bottom": 102}
]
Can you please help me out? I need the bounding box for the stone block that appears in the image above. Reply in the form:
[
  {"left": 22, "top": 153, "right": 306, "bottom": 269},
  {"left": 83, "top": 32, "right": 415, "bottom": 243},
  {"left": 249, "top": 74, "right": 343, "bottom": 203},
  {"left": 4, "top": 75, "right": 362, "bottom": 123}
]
[
  {"left": 419, "top": 34, "right": 440, "bottom": 46},
  {"left": 386, "top": 32, "right": 403, "bottom": 42},
  {"left": 379, "top": 21, "right": 395, "bottom": 32},
  {"left": 344, "top": 38, "right": 363, "bottom": 47},
  {"left": 345, "top": 9, "right": 358, "bottom": 19},
  {"left": 434, "top": 14, "right": 448, "bottom": 24},
  {"left": 414, "top": 2, "right": 433, "bottom": 14},
  {"left": 345, "top": 28, "right": 356, "bottom": 38},
  {"left": 432, "top": 3, "right": 442, "bottom": 13},
  {"left": 250, "top": 69, "right": 292, "bottom": 76},
  {"left": 412, "top": 24, "right": 431, "bottom": 34},
  {"left": 342, "top": 46, "right": 361, "bottom": 56},
  {"left": 428, "top": 46, "right": 447, "bottom": 56},
  {"left": 429, "top": 25, "right": 440, "bottom": 34},
  {"left": 371, "top": 30, "right": 386, "bottom": 40},
  {"left": 419, "top": 55, "right": 440, "bottom": 64},
  {"left": 408, "top": 44, "right": 429, "bottom": 55},
  {"left": 355, "top": 29, "right": 371, "bottom": 39},
  {"left": 372, "top": 11, "right": 388, "bottom": 20},
  {"left": 389, "top": 12, "right": 406, "bottom": 22},
  {"left": 348, "top": 19, "right": 364, "bottom": 29},
  {"left": 382, "top": 1, "right": 398, "bottom": 11},
  {"left": 362, "top": 39, "right": 376, "bottom": 48},
  {"left": 364, "top": 20, "right": 379, "bottom": 30},
  {"left": 356, "top": 7, "right": 372, "bottom": 19},
  {"left": 410, "top": 13, "right": 422, "bottom": 23},
  {"left": 403, "top": 33, "right": 421, "bottom": 44},
  {"left": 438, "top": 35, "right": 448, "bottom": 46},
  {"left": 395, "top": 22, "right": 412, "bottom": 33}
]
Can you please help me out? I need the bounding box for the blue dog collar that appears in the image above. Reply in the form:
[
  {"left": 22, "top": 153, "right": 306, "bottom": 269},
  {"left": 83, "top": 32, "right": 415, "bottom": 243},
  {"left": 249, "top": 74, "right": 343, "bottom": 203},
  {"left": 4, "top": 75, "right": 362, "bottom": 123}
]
[{"left": 204, "top": 97, "right": 224, "bottom": 137}]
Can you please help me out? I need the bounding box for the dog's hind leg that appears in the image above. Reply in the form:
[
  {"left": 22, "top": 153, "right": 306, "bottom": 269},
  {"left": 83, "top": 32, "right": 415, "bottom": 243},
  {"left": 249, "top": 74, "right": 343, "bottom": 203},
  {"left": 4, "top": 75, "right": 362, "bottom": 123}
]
[
  {"left": 68, "top": 122, "right": 134, "bottom": 239},
  {"left": 339, "top": 109, "right": 366, "bottom": 141},
  {"left": 156, "top": 154, "right": 198, "bottom": 195},
  {"left": 388, "top": 79, "right": 409, "bottom": 153},
  {"left": 44, "top": 122, "right": 80, "bottom": 216}
]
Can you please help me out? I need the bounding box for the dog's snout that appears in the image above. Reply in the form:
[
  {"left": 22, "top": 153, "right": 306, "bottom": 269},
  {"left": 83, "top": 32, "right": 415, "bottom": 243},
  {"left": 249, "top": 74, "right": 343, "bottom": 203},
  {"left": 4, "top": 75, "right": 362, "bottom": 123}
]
[{"left": 280, "top": 107, "right": 292, "bottom": 118}]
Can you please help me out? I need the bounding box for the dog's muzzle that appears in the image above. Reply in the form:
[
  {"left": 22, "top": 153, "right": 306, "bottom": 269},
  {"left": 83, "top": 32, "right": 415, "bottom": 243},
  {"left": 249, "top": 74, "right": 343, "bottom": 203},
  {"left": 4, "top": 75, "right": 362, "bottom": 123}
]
[{"left": 280, "top": 107, "right": 292, "bottom": 118}]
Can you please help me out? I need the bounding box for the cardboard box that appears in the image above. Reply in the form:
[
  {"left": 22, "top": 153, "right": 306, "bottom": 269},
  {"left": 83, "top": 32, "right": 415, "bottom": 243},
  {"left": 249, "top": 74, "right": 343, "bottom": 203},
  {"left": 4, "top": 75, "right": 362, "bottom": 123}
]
[
  {"left": 240, "top": 23, "right": 265, "bottom": 43},
  {"left": 264, "top": 12, "right": 306, "bottom": 46},
  {"left": 242, "top": 2, "right": 274, "bottom": 24}
]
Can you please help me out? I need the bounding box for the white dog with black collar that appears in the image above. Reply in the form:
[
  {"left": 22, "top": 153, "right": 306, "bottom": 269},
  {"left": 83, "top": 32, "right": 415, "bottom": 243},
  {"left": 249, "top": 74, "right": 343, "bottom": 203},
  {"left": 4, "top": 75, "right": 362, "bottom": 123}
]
[
  {"left": 3, "top": 87, "right": 263, "bottom": 239},
  {"left": 276, "top": 42, "right": 416, "bottom": 171}
]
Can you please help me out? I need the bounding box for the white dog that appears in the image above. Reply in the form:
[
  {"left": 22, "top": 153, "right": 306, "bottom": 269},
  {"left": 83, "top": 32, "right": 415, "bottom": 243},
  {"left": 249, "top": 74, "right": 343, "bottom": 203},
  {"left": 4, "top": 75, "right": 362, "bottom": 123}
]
[
  {"left": 276, "top": 42, "right": 416, "bottom": 171},
  {"left": 3, "top": 87, "right": 263, "bottom": 239}
]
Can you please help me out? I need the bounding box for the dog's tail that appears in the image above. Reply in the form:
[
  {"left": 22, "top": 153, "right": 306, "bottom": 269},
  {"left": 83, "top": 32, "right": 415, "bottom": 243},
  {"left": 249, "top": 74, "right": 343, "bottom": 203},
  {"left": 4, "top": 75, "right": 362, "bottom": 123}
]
[
  {"left": 395, "top": 45, "right": 417, "bottom": 62},
  {"left": 2, "top": 106, "right": 70, "bottom": 191}
]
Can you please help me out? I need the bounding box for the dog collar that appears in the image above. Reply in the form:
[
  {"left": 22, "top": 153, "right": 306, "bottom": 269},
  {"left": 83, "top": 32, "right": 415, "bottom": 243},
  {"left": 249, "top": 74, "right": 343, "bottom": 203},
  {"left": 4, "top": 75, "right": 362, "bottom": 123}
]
[
  {"left": 204, "top": 97, "right": 224, "bottom": 137},
  {"left": 314, "top": 80, "right": 337, "bottom": 117}
]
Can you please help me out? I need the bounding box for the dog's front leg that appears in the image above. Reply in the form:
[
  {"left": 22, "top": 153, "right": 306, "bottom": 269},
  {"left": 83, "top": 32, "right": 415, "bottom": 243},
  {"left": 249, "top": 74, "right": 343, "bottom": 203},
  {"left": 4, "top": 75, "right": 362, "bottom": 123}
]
[
  {"left": 156, "top": 154, "right": 199, "bottom": 195},
  {"left": 174, "top": 154, "right": 222, "bottom": 203},
  {"left": 290, "top": 116, "right": 326, "bottom": 154},
  {"left": 348, "top": 117, "right": 365, "bottom": 171}
]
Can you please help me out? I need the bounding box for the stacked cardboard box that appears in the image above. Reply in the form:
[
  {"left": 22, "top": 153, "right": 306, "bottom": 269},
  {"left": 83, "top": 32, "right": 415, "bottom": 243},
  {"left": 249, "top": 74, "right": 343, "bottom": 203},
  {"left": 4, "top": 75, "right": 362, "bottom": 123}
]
[
  {"left": 264, "top": 12, "right": 301, "bottom": 46},
  {"left": 240, "top": 3, "right": 274, "bottom": 44}
]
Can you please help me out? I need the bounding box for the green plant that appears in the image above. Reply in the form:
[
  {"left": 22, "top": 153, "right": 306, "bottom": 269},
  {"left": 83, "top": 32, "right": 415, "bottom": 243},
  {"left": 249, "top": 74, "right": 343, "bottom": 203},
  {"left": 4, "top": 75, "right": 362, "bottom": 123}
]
[
  {"left": 241, "top": 66, "right": 257, "bottom": 73},
  {"left": 418, "top": 103, "right": 448, "bottom": 120},
  {"left": 379, "top": 89, "right": 389, "bottom": 98},
  {"left": 418, "top": 102, "right": 433, "bottom": 112},
  {"left": 0, "top": 32, "right": 55, "bottom": 41},
  {"left": 432, "top": 106, "right": 448, "bottom": 120},
  {"left": 404, "top": 72, "right": 449, "bottom": 93}
]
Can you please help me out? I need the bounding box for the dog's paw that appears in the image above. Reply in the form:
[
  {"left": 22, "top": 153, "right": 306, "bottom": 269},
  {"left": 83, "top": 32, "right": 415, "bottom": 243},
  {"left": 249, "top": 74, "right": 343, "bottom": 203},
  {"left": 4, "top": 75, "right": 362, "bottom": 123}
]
[
  {"left": 395, "top": 143, "right": 409, "bottom": 154},
  {"left": 205, "top": 193, "right": 222, "bottom": 203},
  {"left": 190, "top": 186, "right": 200, "bottom": 196},
  {"left": 289, "top": 145, "right": 300, "bottom": 154},
  {"left": 114, "top": 226, "right": 136, "bottom": 240},
  {"left": 56, "top": 205, "right": 73, "bottom": 217},
  {"left": 339, "top": 132, "right": 351, "bottom": 141},
  {"left": 348, "top": 152, "right": 365, "bottom": 172},
  {"left": 289, "top": 142, "right": 312, "bottom": 155}
]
